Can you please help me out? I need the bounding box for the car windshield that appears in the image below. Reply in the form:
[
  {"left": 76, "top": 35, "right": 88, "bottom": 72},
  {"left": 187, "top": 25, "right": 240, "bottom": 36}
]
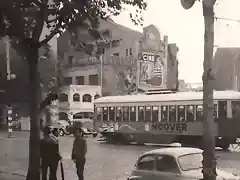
[{"left": 178, "top": 153, "right": 203, "bottom": 171}]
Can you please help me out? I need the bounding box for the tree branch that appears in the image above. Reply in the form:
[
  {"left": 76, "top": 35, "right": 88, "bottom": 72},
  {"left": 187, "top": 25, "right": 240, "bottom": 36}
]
[
  {"left": 32, "top": 0, "right": 48, "bottom": 41},
  {"left": 39, "top": 27, "right": 61, "bottom": 46}
]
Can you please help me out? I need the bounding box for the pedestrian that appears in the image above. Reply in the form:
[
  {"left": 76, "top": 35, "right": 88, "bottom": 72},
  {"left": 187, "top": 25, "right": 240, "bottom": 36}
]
[
  {"left": 71, "top": 127, "right": 87, "bottom": 180},
  {"left": 40, "top": 126, "right": 62, "bottom": 180}
]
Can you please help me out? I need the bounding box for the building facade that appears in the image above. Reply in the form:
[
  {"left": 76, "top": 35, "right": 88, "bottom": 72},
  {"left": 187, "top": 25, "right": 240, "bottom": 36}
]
[
  {"left": 58, "top": 85, "right": 101, "bottom": 122},
  {"left": 57, "top": 19, "right": 179, "bottom": 97},
  {"left": 213, "top": 47, "right": 240, "bottom": 91}
]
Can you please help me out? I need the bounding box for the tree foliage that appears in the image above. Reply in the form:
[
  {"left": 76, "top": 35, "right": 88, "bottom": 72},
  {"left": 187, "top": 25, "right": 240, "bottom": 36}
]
[
  {"left": 0, "top": 1, "right": 147, "bottom": 180},
  {"left": 0, "top": 0, "right": 147, "bottom": 54}
]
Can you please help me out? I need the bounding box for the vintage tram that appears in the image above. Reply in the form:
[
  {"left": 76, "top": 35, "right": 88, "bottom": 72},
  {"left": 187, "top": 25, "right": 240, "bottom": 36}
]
[{"left": 93, "top": 91, "right": 240, "bottom": 150}]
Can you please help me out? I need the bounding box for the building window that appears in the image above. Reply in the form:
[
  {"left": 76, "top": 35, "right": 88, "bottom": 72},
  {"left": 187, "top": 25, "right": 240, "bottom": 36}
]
[
  {"left": 68, "top": 56, "right": 73, "bottom": 65},
  {"left": 113, "top": 53, "right": 119, "bottom": 56},
  {"left": 94, "top": 94, "right": 100, "bottom": 99},
  {"left": 82, "top": 94, "right": 92, "bottom": 102},
  {"left": 63, "top": 77, "right": 72, "bottom": 86},
  {"left": 76, "top": 76, "right": 84, "bottom": 85},
  {"left": 89, "top": 74, "right": 98, "bottom": 85},
  {"left": 59, "top": 93, "right": 68, "bottom": 102},
  {"left": 129, "top": 48, "right": 132, "bottom": 56},
  {"left": 73, "top": 93, "right": 80, "bottom": 102},
  {"left": 111, "top": 40, "right": 120, "bottom": 47},
  {"left": 126, "top": 49, "right": 129, "bottom": 56}
]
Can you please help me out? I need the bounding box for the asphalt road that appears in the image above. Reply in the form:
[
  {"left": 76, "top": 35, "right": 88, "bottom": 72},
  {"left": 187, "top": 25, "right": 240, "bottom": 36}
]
[{"left": 0, "top": 131, "right": 240, "bottom": 180}]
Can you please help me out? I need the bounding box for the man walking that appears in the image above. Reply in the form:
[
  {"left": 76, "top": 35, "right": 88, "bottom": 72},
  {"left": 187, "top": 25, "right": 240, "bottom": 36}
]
[
  {"left": 40, "top": 126, "right": 62, "bottom": 180},
  {"left": 71, "top": 127, "right": 87, "bottom": 180}
]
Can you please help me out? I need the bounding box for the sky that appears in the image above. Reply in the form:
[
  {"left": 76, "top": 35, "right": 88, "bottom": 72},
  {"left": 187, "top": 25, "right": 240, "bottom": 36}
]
[{"left": 111, "top": 0, "right": 240, "bottom": 83}]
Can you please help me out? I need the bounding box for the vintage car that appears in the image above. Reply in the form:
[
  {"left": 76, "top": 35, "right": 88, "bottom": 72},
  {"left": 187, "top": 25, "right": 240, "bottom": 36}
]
[
  {"left": 49, "top": 120, "right": 70, "bottom": 136},
  {"left": 127, "top": 147, "right": 239, "bottom": 180},
  {"left": 66, "top": 121, "right": 98, "bottom": 137}
]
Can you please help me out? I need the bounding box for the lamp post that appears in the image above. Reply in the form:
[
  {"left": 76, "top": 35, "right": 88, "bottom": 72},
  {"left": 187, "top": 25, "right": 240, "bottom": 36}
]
[{"left": 233, "top": 55, "right": 240, "bottom": 91}]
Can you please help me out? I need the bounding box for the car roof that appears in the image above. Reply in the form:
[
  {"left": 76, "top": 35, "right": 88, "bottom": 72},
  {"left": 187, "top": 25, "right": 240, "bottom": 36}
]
[{"left": 142, "top": 147, "right": 203, "bottom": 158}]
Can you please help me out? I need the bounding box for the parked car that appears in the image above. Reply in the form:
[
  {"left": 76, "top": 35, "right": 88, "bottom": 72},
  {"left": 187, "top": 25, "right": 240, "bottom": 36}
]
[
  {"left": 127, "top": 147, "right": 239, "bottom": 180},
  {"left": 66, "top": 121, "right": 98, "bottom": 137},
  {"left": 50, "top": 120, "right": 70, "bottom": 136}
]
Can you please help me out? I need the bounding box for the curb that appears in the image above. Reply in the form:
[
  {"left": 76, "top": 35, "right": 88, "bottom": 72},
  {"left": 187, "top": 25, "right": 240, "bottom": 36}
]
[{"left": 0, "top": 167, "right": 26, "bottom": 177}]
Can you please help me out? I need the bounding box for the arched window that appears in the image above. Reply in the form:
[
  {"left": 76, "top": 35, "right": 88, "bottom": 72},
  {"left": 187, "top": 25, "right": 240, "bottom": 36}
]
[
  {"left": 73, "top": 93, "right": 80, "bottom": 102},
  {"left": 82, "top": 94, "right": 92, "bottom": 102},
  {"left": 58, "top": 112, "right": 68, "bottom": 120},
  {"left": 59, "top": 93, "right": 68, "bottom": 102},
  {"left": 94, "top": 94, "right": 100, "bottom": 100}
]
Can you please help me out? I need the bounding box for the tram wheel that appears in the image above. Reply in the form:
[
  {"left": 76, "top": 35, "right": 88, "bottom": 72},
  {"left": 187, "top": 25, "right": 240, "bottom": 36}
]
[{"left": 105, "top": 136, "right": 116, "bottom": 144}]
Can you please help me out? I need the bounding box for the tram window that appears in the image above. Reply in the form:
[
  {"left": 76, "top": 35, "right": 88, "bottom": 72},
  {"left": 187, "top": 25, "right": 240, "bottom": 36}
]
[
  {"left": 138, "top": 106, "right": 145, "bottom": 122},
  {"left": 130, "top": 107, "right": 136, "bottom": 122},
  {"left": 161, "top": 106, "right": 168, "bottom": 121},
  {"left": 145, "top": 106, "right": 151, "bottom": 122},
  {"left": 218, "top": 101, "right": 227, "bottom": 118},
  {"left": 178, "top": 105, "right": 185, "bottom": 121},
  {"left": 152, "top": 106, "right": 159, "bottom": 122},
  {"left": 116, "top": 107, "right": 122, "bottom": 121},
  {"left": 232, "top": 101, "right": 240, "bottom": 119},
  {"left": 213, "top": 104, "right": 217, "bottom": 119},
  {"left": 186, "top": 105, "right": 195, "bottom": 122},
  {"left": 196, "top": 105, "right": 203, "bottom": 121},
  {"left": 123, "top": 107, "right": 129, "bottom": 121},
  {"left": 169, "top": 105, "right": 176, "bottom": 122},
  {"left": 109, "top": 107, "right": 115, "bottom": 121},
  {"left": 103, "top": 107, "right": 108, "bottom": 121},
  {"left": 96, "top": 108, "right": 102, "bottom": 121}
]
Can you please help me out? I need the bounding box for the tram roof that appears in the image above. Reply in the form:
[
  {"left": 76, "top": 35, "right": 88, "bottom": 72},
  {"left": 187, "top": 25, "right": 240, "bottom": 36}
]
[{"left": 94, "top": 91, "right": 240, "bottom": 104}]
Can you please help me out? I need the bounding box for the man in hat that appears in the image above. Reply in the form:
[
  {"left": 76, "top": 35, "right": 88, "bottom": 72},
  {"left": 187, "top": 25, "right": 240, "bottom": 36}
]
[
  {"left": 40, "top": 126, "right": 62, "bottom": 180},
  {"left": 71, "top": 126, "right": 87, "bottom": 180}
]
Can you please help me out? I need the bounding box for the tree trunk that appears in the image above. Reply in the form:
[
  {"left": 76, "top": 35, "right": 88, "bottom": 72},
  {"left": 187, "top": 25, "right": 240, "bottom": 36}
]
[
  {"left": 26, "top": 46, "right": 41, "bottom": 180},
  {"left": 202, "top": 3, "right": 216, "bottom": 180}
]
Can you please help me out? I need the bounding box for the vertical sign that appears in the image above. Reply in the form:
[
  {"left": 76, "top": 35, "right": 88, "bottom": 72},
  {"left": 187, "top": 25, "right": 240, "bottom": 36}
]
[{"left": 138, "top": 25, "right": 167, "bottom": 92}]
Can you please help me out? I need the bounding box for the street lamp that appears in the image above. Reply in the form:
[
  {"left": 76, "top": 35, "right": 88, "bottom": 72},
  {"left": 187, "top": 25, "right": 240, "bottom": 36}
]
[{"left": 233, "top": 54, "right": 240, "bottom": 91}]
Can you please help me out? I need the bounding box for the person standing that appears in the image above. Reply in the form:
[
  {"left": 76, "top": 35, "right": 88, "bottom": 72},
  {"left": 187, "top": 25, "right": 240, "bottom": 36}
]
[
  {"left": 71, "top": 127, "right": 87, "bottom": 180},
  {"left": 40, "top": 126, "right": 61, "bottom": 180}
]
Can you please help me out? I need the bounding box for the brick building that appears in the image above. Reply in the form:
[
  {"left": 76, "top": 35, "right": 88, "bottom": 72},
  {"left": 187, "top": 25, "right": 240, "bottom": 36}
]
[{"left": 57, "top": 19, "right": 179, "bottom": 96}]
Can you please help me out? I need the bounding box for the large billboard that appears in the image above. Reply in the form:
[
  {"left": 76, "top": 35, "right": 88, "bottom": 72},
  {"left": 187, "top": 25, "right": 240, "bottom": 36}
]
[{"left": 138, "top": 25, "right": 168, "bottom": 91}]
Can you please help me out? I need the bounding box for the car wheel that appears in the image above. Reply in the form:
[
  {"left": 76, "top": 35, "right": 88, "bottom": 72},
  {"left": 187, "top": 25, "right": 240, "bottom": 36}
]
[
  {"left": 92, "top": 134, "right": 97, "bottom": 138},
  {"left": 59, "top": 129, "right": 65, "bottom": 136}
]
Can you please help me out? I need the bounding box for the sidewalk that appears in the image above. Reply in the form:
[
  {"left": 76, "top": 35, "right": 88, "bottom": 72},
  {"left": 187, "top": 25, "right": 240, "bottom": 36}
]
[{"left": 0, "top": 172, "right": 25, "bottom": 180}]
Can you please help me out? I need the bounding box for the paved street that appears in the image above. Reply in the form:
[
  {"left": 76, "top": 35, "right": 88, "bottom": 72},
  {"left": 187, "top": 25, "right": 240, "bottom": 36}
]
[{"left": 1, "top": 131, "right": 240, "bottom": 180}]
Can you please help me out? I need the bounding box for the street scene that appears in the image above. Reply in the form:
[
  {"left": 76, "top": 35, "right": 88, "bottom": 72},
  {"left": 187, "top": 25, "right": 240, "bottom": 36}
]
[
  {"left": 1, "top": 131, "right": 240, "bottom": 180},
  {"left": 1, "top": 0, "right": 240, "bottom": 180}
]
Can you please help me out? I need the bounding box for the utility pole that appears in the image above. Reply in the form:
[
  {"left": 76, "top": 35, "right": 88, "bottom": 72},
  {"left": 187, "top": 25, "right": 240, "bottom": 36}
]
[
  {"left": 180, "top": 1, "right": 216, "bottom": 180},
  {"left": 4, "top": 35, "right": 15, "bottom": 138},
  {"left": 202, "top": 1, "right": 217, "bottom": 180}
]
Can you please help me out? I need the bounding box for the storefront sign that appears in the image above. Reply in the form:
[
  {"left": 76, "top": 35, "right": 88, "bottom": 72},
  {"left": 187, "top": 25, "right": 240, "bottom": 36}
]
[{"left": 152, "top": 122, "right": 187, "bottom": 133}]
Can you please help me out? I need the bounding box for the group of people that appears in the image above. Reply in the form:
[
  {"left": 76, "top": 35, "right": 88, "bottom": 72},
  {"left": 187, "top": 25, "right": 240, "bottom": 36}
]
[{"left": 40, "top": 124, "right": 87, "bottom": 180}]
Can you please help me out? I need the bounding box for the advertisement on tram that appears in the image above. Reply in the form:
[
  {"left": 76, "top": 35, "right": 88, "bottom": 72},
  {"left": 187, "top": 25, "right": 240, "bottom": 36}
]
[{"left": 94, "top": 91, "right": 240, "bottom": 150}]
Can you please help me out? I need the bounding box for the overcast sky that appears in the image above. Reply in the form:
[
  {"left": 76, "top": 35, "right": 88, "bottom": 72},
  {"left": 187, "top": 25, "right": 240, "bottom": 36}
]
[{"left": 112, "top": 0, "right": 240, "bottom": 83}]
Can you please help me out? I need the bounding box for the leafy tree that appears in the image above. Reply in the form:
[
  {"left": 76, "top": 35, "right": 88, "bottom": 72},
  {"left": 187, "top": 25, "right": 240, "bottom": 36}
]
[{"left": 0, "top": 0, "right": 147, "bottom": 179}]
